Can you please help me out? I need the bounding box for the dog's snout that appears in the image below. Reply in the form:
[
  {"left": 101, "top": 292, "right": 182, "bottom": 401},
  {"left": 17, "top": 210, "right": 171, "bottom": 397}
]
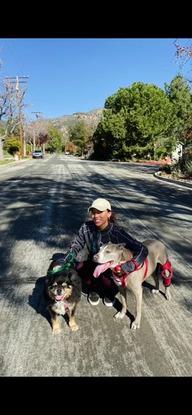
[{"left": 57, "top": 288, "right": 62, "bottom": 295}]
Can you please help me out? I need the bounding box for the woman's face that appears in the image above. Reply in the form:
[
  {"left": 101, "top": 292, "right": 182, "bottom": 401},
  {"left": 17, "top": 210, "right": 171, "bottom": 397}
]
[{"left": 90, "top": 209, "right": 112, "bottom": 230}]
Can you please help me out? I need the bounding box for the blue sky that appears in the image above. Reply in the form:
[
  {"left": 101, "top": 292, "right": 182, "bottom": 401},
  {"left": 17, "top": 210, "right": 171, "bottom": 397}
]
[{"left": 0, "top": 38, "right": 190, "bottom": 121}]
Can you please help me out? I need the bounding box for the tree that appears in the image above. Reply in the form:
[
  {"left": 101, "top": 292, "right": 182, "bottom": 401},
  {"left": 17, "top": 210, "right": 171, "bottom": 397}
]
[
  {"left": 25, "top": 118, "right": 50, "bottom": 153},
  {"left": 174, "top": 40, "right": 192, "bottom": 70},
  {"left": 125, "top": 83, "right": 176, "bottom": 148},
  {"left": 0, "top": 78, "right": 27, "bottom": 160},
  {"left": 93, "top": 83, "right": 176, "bottom": 160},
  {"left": 165, "top": 74, "right": 192, "bottom": 170},
  {"left": 0, "top": 81, "right": 11, "bottom": 160},
  {"left": 3, "top": 135, "right": 20, "bottom": 156},
  {"left": 47, "top": 127, "right": 62, "bottom": 153},
  {"left": 69, "top": 121, "right": 92, "bottom": 156},
  {"left": 93, "top": 109, "right": 126, "bottom": 159},
  {"left": 165, "top": 75, "right": 192, "bottom": 127}
]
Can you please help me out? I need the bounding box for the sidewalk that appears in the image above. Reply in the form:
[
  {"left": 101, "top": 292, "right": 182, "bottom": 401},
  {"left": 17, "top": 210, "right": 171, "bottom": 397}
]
[{"left": 154, "top": 171, "right": 192, "bottom": 190}]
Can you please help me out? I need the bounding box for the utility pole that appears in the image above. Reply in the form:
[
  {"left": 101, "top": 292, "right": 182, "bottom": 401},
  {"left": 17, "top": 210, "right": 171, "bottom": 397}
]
[
  {"left": 4, "top": 76, "right": 29, "bottom": 158},
  {"left": 31, "top": 111, "right": 43, "bottom": 151}
]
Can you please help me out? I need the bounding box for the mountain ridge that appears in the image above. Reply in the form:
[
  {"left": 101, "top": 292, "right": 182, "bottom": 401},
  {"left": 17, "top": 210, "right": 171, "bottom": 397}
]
[{"left": 48, "top": 108, "right": 103, "bottom": 130}]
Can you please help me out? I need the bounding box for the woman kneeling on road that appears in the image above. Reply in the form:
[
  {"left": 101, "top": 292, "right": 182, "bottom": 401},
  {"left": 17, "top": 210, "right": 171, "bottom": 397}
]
[{"left": 51, "top": 198, "right": 148, "bottom": 307}]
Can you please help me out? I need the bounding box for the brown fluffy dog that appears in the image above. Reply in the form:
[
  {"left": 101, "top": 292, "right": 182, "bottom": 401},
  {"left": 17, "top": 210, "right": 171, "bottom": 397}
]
[{"left": 45, "top": 266, "right": 82, "bottom": 333}]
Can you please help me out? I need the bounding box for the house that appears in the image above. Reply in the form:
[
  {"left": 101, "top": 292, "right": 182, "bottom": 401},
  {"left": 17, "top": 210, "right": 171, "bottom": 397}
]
[{"left": 172, "top": 144, "right": 183, "bottom": 162}]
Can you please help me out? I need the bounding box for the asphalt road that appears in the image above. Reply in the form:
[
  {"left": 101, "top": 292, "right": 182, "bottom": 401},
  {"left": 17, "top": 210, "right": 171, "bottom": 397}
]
[{"left": 0, "top": 155, "right": 192, "bottom": 376}]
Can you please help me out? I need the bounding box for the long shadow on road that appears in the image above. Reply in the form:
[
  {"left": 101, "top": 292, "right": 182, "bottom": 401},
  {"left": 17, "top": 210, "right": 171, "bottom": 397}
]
[{"left": 0, "top": 167, "right": 192, "bottom": 312}]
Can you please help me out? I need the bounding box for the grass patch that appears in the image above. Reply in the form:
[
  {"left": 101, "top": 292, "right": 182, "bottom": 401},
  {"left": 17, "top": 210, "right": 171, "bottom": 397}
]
[{"left": 0, "top": 159, "right": 15, "bottom": 166}]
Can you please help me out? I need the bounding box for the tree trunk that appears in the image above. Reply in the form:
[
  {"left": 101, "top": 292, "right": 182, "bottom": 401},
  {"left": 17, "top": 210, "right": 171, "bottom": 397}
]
[
  {"left": 33, "top": 131, "right": 36, "bottom": 151},
  {"left": 0, "top": 138, "right": 4, "bottom": 160},
  {"left": 23, "top": 130, "right": 26, "bottom": 157}
]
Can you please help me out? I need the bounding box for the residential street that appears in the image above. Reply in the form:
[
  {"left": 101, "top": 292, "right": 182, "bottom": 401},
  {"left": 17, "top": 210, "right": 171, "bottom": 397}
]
[{"left": 0, "top": 155, "right": 192, "bottom": 376}]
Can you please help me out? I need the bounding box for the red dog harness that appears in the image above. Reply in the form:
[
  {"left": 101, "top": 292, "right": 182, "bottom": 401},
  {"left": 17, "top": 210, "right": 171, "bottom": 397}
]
[
  {"left": 158, "top": 260, "right": 173, "bottom": 287},
  {"left": 112, "top": 258, "right": 149, "bottom": 287},
  {"left": 112, "top": 259, "right": 173, "bottom": 288}
]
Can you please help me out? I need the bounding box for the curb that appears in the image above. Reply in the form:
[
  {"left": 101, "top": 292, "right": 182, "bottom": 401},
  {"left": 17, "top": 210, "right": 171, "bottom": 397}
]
[{"left": 154, "top": 172, "right": 192, "bottom": 190}]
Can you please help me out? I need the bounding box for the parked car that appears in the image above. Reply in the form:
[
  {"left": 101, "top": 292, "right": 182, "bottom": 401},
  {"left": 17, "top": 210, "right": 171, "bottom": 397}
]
[{"left": 32, "top": 150, "right": 44, "bottom": 159}]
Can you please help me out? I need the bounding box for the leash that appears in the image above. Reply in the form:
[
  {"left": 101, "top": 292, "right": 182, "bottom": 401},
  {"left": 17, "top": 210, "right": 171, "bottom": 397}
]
[{"left": 47, "top": 252, "right": 77, "bottom": 276}]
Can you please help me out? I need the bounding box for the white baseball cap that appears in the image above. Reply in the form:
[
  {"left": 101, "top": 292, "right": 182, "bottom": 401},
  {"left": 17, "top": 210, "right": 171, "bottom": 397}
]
[{"left": 88, "top": 198, "right": 111, "bottom": 212}]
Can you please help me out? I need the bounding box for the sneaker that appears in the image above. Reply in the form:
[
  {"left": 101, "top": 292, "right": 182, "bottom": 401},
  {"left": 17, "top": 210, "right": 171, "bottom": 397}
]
[
  {"left": 81, "top": 290, "right": 88, "bottom": 297},
  {"left": 81, "top": 287, "right": 89, "bottom": 297},
  {"left": 103, "top": 297, "right": 115, "bottom": 307},
  {"left": 88, "top": 292, "right": 100, "bottom": 306}
]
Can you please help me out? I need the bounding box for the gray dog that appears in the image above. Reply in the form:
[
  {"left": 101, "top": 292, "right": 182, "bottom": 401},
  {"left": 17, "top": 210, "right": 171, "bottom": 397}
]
[{"left": 93, "top": 240, "right": 173, "bottom": 329}]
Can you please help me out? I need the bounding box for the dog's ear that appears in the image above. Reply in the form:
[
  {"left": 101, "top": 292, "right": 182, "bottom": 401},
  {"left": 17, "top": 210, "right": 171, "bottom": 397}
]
[
  {"left": 121, "top": 247, "right": 133, "bottom": 261},
  {"left": 69, "top": 270, "right": 82, "bottom": 291},
  {"left": 45, "top": 275, "right": 55, "bottom": 288},
  {"left": 117, "top": 243, "right": 126, "bottom": 248},
  {"left": 45, "top": 276, "right": 49, "bottom": 285}
]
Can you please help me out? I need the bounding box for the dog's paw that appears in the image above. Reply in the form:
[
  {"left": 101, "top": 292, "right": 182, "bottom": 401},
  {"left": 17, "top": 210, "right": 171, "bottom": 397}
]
[
  {"left": 151, "top": 289, "right": 159, "bottom": 295},
  {"left": 114, "top": 311, "right": 126, "bottom": 320},
  {"left": 52, "top": 326, "right": 62, "bottom": 334},
  {"left": 69, "top": 321, "right": 79, "bottom": 331},
  {"left": 165, "top": 289, "right": 171, "bottom": 301},
  {"left": 71, "top": 325, "right": 79, "bottom": 332},
  {"left": 131, "top": 320, "right": 140, "bottom": 330}
]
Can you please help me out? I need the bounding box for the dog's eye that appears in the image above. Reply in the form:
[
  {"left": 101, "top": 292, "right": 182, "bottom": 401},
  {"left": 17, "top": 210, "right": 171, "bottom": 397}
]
[
  {"left": 64, "top": 284, "right": 72, "bottom": 289},
  {"left": 52, "top": 282, "right": 57, "bottom": 287}
]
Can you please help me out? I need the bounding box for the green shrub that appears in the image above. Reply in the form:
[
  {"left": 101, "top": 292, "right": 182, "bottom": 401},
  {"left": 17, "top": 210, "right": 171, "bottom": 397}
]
[
  {"left": 159, "top": 165, "right": 172, "bottom": 174},
  {"left": 185, "top": 161, "right": 192, "bottom": 177},
  {"left": 3, "top": 136, "right": 20, "bottom": 156}
]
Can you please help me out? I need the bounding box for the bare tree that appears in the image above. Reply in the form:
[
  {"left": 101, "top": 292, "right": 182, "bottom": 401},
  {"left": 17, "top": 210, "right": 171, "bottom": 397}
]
[
  {"left": 174, "top": 39, "right": 192, "bottom": 83},
  {"left": 0, "top": 81, "right": 14, "bottom": 160},
  {"left": 25, "top": 118, "right": 50, "bottom": 153},
  {"left": 174, "top": 39, "right": 192, "bottom": 60},
  {"left": 0, "top": 78, "right": 27, "bottom": 160}
]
